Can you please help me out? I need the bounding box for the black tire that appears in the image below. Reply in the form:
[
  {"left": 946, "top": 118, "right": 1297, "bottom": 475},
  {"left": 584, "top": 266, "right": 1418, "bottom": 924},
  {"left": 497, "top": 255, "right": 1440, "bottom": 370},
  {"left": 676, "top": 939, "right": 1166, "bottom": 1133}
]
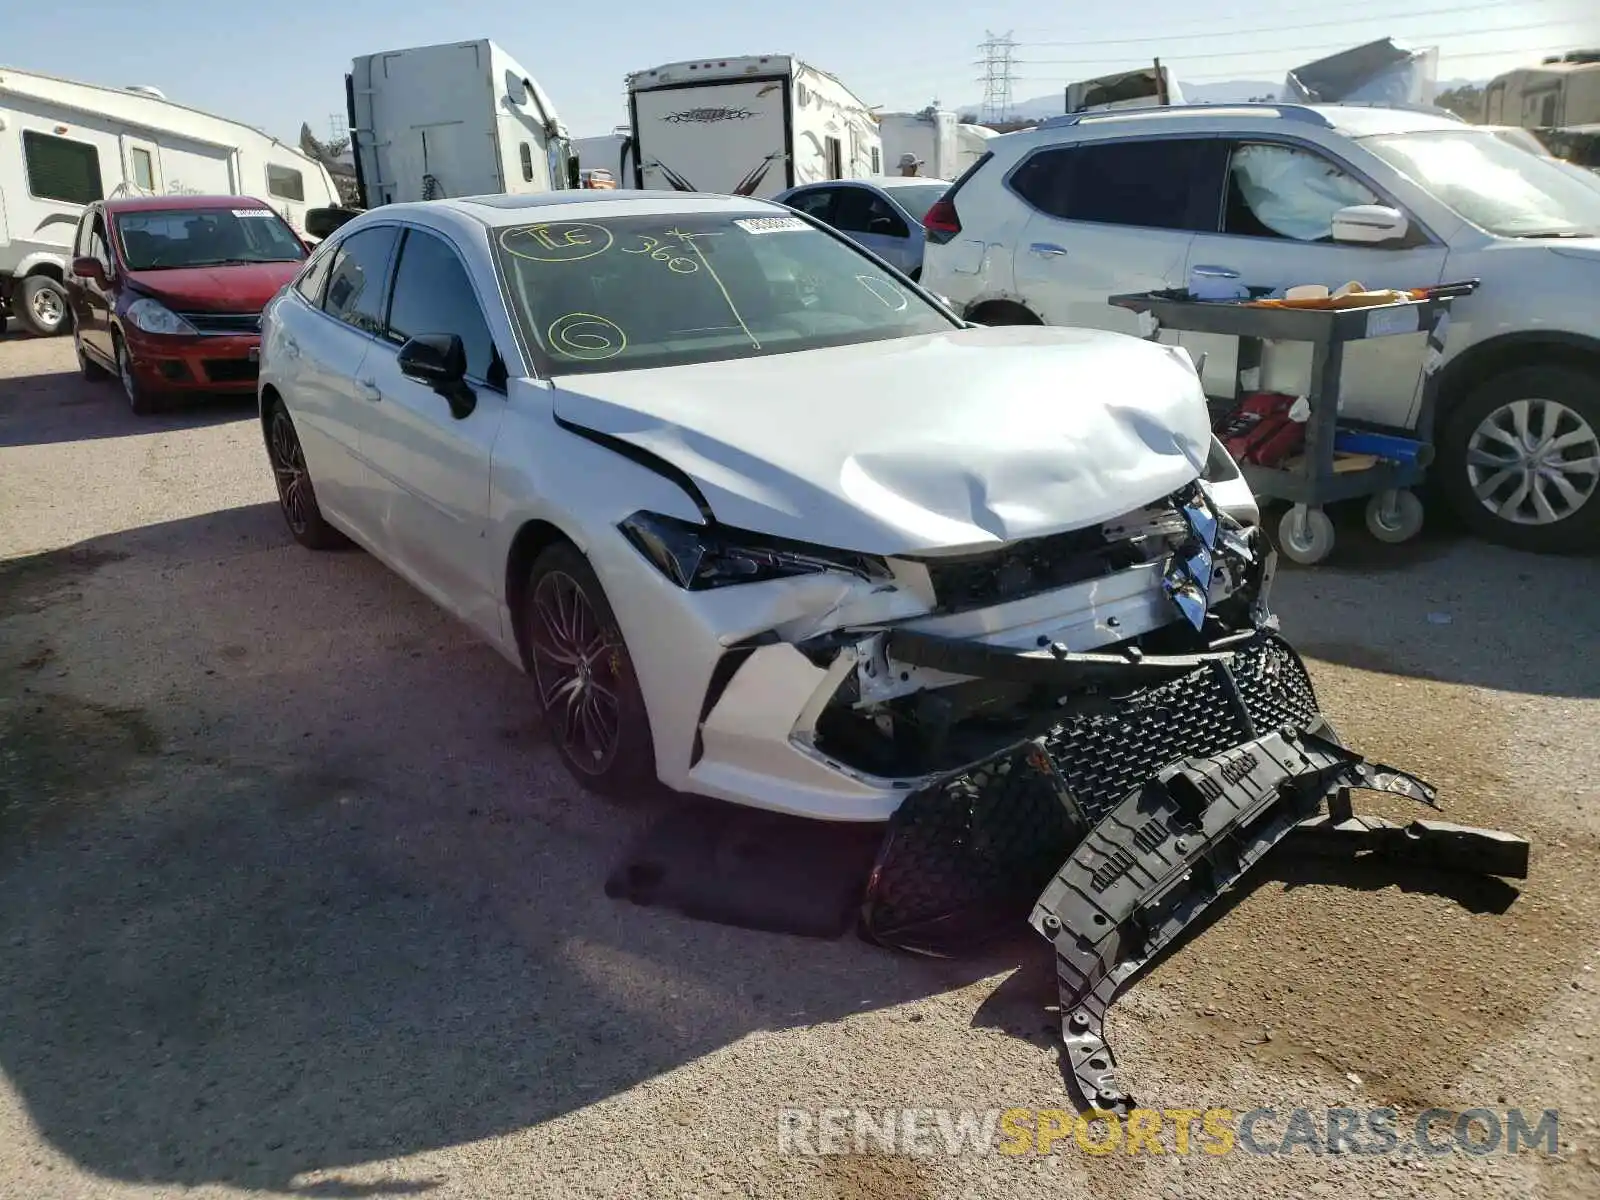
[
  {"left": 1437, "top": 365, "right": 1600, "bottom": 554},
  {"left": 264, "top": 398, "right": 349, "bottom": 550},
  {"left": 75, "top": 333, "right": 109, "bottom": 381},
  {"left": 18, "top": 275, "right": 72, "bottom": 337},
  {"left": 113, "top": 333, "right": 160, "bottom": 415},
  {"left": 522, "top": 542, "right": 658, "bottom": 800}
]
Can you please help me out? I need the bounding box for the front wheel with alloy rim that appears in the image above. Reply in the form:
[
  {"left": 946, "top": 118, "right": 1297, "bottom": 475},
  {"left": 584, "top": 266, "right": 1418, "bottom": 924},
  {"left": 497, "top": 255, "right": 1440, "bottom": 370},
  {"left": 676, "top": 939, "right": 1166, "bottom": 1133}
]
[
  {"left": 17, "top": 276, "right": 72, "bottom": 337},
  {"left": 523, "top": 543, "right": 657, "bottom": 800},
  {"left": 114, "top": 335, "right": 159, "bottom": 415},
  {"left": 1439, "top": 366, "right": 1600, "bottom": 553},
  {"left": 265, "top": 400, "right": 348, "bottom": 550}
]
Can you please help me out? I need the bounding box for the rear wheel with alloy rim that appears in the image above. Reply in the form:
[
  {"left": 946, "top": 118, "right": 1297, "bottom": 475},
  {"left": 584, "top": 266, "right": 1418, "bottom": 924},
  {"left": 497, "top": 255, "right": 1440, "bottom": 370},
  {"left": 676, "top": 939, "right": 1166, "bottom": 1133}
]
[
  {"left": 1440, "top": 366, "right": 1600, "bottom": 553},
  {"left": 523, "top": 543, "right": 657, "bottom": 799},
  {"left": 265, "top": 400, "right": 348, "bottom": 550},
  {"left": 76, "top": 333, "right": 109, "bottom": 381}
]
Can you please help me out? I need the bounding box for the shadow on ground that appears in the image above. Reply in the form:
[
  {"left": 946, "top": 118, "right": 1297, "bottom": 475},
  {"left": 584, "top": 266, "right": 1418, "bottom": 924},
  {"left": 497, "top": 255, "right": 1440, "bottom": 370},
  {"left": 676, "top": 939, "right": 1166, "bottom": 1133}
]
[
  {"left": 0, "top": 505, "right": 999, "bottom": 1195},
  {"left": 0, "top": 361, "right": 255, "bottom": 448}
]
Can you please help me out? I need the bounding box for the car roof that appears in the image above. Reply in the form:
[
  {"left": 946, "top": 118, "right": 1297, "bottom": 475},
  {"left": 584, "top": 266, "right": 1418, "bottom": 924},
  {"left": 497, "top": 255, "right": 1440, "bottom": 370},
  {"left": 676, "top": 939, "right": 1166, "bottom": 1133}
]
[
  {"left": 104, "top": 194, "right": 276, "bottom": 214},
  {"left": 399, "top": 189, "right": 787, "bottom": 228},
  {"left": 998, "top": 101, "right": 1468, "bottom": 150}
]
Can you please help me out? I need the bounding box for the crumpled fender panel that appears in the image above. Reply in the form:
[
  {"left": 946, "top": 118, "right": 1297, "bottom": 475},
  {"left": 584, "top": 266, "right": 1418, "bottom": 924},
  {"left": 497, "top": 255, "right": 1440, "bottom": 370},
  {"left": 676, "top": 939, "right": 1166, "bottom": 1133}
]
[{"left": 859, "top": 630, "right": 1328, "bottom": 955}]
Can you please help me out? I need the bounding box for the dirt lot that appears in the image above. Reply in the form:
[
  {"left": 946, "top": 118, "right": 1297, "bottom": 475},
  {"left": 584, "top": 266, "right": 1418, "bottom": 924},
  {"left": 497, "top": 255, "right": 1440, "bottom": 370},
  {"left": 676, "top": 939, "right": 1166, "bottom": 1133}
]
[{"left": 1, "top": 324, "right": 1597, "bottom": 1200}]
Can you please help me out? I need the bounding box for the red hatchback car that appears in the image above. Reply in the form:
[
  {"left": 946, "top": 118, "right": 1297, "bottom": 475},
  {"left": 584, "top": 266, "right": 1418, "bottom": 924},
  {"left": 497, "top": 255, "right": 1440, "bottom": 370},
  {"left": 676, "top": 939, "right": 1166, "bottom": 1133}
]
[{"left": 65, "top": 195, "right": 310, "bottom": 414}]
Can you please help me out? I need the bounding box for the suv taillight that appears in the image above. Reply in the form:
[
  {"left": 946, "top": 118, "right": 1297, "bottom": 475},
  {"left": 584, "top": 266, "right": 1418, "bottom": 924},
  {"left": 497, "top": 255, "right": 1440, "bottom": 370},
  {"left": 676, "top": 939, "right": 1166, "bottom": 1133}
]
[
  {"left": 921, "top": 150, "right": 991, "bottom": 246},
  {"left": 923, "top": 198, "right": 961, "bottom": 242}
]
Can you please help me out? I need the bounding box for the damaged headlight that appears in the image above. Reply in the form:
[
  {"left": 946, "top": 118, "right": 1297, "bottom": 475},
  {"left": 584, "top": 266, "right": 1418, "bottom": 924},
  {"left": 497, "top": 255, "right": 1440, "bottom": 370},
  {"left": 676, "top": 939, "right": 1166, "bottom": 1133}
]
[{"left": 619, "top": 511, "right": 890, "bottom": 591}]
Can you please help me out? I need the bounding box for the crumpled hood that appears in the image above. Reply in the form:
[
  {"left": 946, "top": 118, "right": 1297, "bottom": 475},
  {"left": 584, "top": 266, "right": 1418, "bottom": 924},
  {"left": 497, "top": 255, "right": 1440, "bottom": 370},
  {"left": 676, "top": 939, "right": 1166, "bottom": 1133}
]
[
  {"left": 552, "top": 325, "right": 1212, "bottom": 555},
  {"left": 124, "top": 262, "right": 303, "bottom": 312}
]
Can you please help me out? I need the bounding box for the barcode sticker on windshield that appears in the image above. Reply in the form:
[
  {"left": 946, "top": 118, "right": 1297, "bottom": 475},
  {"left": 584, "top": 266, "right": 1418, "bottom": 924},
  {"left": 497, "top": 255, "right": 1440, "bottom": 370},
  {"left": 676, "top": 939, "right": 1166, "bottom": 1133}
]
[
  {"left": 233, "top": 208, "right": 275, "bottom": 218},
  {"left": 734, "top": 216, "right": 807, "bottom": 234}
]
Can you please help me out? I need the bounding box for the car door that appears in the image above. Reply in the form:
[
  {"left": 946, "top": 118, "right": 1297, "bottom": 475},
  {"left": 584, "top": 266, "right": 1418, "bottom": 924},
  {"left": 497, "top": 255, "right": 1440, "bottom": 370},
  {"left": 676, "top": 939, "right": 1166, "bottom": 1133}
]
[
  {"left": 73, "top": 208, "right": 116, "bottom": 361},
  {"left": 829, "top": 185, "right": 919, "bottom": 274},
  {"left": 1183, "top": 138, "right": 1449, "bottom": 424},
  {"left": 281, "top": 223, "right": 401, "bottom": 533},
  {"left": 354, "top": 224, "right": 507, "bottom": 637},
  {"left": 1010, "top": 137, "right": 1215, "bottom": 338}
]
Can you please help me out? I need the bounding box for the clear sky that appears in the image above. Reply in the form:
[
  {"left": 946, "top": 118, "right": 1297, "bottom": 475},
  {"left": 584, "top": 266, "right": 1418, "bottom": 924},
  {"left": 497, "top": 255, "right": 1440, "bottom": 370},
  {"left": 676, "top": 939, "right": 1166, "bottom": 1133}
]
[{"left": 5, "top": 0, "right": 1596, "bottom": 142}]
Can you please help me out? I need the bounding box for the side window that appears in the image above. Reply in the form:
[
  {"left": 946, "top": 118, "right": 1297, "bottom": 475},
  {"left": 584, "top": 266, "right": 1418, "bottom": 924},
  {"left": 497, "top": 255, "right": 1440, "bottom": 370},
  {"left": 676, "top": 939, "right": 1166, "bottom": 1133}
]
[
  {"left": 832, "top": 189, "right": 909, "bottom": 237},
  {"left": 1010, "top": 140, "right": 1214, "bottom": 232},
  {"left": 322, "top": 225, "right": 400, "bottom": 335},
  {"left": 384, "top": 228, "right": 499, "bottom": 382},
  {"left": 1223, "top": 142, "right": 1379, "bottom": 242},
  {"left": 23, "top": 130, "right": 103, "bottom": 205},
  {"left": 266, "top": 164, "right": 305, "bottom": 202},
  {"left": 294, "top": 242, "right": 337, "bottom": 305},
  {"left": 130, "top": 147, "right": 156, "bottom": 192},
  {"left": 73, "top": 211, "right": 94, "bottom": 257},
  {"left": 519, "top": 142, "right": 535, "bottom": 183},
  {"left": 787, "top": 188, "right": 836, "bottom": 222}
]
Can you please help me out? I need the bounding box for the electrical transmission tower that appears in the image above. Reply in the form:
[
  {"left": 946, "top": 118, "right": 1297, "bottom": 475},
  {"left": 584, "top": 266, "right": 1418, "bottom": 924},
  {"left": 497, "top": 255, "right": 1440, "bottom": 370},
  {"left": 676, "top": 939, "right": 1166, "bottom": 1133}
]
[
  {"left": 328, "top": 113, "right": 348, "bottom": 144},
  {"left": 976, "top": 31, "right": 1018, "bottom": 124}
]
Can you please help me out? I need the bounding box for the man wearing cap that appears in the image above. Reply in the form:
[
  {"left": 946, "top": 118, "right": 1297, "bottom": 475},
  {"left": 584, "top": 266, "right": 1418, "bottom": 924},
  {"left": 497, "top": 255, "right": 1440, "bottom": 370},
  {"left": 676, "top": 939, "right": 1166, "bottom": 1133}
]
[{"left": 896, "top": 152, "right": 924, "bottom": 177}]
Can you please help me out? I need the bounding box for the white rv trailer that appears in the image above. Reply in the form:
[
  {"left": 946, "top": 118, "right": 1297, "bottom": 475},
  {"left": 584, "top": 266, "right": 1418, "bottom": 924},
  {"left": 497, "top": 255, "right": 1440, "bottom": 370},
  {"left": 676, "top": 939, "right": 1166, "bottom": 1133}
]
[
  {"left": 573, "top": 127, "right": 634, "bottom": 186},
  {"left": 0, "top": 65, "right": 339, "bottom": 335},
  {"left": 1485, "top": 52, "right": 1600, "bottom": 129},
  {"left": 626, "top": 55, "right": 880, "bottom": 199},
  {"left": 877, "top": 106, "right": 996, "bottom": 178},
  {"left": 346, "top": 39, "right": 576, "bottom": 209}
]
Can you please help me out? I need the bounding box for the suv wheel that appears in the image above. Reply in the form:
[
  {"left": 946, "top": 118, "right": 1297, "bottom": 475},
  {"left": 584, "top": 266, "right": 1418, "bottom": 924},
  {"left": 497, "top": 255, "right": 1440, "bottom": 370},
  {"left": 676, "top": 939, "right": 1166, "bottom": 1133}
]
[{"left": 1438, "top": 365, "right": 1600, "bottom": 553}]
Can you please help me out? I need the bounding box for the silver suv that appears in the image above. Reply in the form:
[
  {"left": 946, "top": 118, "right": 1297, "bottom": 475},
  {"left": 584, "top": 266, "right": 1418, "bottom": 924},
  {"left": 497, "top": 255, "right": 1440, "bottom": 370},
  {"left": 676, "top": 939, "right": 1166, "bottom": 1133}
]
[{"left": 922, "top": 103, "right": 1600, "bottom": 553}]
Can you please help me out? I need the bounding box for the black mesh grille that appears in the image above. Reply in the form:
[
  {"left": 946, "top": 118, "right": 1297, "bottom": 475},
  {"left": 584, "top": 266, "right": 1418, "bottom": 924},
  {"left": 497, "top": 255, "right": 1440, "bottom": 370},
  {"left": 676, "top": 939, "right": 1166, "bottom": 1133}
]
[
  {"left": 860, "top": 632, "right": 1320, "bottom": 951},
  {"left": 180, "top": 311, "right": 261, "bottom": 334}
]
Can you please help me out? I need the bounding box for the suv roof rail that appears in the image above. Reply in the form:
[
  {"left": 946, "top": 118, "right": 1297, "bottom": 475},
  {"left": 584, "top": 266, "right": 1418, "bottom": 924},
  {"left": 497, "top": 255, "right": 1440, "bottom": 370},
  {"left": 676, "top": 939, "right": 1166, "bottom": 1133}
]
[{"left": 1034, "top": 102, "right": 1335, "bottom": 131}]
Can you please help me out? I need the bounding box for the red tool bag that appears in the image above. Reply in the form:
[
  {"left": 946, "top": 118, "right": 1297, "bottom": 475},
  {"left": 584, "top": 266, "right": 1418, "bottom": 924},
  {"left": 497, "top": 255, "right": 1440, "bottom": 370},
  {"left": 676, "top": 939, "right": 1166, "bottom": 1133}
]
[{"left": 1216, "top": 392, "right": 1305, "bottom": 467}]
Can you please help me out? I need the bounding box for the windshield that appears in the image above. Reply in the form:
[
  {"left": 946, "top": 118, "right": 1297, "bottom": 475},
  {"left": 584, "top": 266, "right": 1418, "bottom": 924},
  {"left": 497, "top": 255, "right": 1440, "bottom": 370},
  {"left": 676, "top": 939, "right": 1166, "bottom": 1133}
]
[
  {"left": 115, "top": 206, "right": 307, "bottom": 270},
  {"left": 1363, "top": 130, "right": 1600, "bottom": 238},
  {"left": 884, "top": 184, "right": 953, "bottom": 223},
  {"left": 492, "top": 212, "right": 957, "bottom": 376}
]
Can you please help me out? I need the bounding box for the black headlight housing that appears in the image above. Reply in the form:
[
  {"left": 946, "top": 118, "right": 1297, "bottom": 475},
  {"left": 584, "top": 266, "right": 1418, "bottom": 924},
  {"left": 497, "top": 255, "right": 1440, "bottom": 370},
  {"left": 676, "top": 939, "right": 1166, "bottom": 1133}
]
[{"left": 618, "top": 511, "right": 891, "bottom": 591}]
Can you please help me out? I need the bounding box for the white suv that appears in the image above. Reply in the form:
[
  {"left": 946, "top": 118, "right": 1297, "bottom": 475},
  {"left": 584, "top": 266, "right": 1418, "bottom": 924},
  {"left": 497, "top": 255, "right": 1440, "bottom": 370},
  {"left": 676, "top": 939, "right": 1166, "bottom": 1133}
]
[{"left": 921, "top": 103, "right": 1600, "bottom": 553}]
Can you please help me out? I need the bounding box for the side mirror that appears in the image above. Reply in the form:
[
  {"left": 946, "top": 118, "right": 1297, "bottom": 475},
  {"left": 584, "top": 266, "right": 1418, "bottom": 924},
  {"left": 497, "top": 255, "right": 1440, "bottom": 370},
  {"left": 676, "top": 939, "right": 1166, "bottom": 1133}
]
[
  {"left": 71, "top": 256, "right": 106, "bottom": 284},
  {"left": 305, "top": 206, "right": 360, "bottom": 240},
  {"left": 1331, "top": 204, "right": 1409, "bottom": 246},
  {"left": 397, "top": 333, "right": 475, "bottom": 418}
]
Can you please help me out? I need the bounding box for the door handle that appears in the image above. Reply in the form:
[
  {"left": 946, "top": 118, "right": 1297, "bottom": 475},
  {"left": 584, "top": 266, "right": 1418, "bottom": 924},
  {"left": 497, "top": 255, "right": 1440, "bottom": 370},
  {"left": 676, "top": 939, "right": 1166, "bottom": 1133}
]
[
  {"left": 1190, "top": 264, "right": 1241, "bottom": 279},
  {"left": 356, "top": 377, "right": 381, "bottom": 402},
  {"left": 1029, "top": 242, "right": 1069, "bottom": 257}
]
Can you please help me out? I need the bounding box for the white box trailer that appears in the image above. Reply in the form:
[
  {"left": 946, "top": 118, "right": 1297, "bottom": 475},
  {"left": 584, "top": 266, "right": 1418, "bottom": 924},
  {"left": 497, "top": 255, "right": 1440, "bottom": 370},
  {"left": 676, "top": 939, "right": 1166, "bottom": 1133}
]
[
  {"left": 346, "top": 39, "right": 576, "bottom": 208},
  {"left": 877, "top": 106, "right": 998, "bottom": 179},
  {"left": 626, "top": 55, "right": 880, "bottom": 198},
  {"left": 573, "top": 128, "right": 634, "bottom": 186},
  {"left": 0, "top": 65, "right": 339, "bottom": 335}
]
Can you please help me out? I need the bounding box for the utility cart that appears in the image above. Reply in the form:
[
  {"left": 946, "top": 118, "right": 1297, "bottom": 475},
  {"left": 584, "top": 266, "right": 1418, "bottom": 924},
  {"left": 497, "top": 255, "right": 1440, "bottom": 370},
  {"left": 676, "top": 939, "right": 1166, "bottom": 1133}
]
[{"left": 1110, "top": 283, "right": 1479, "bottom": 565}]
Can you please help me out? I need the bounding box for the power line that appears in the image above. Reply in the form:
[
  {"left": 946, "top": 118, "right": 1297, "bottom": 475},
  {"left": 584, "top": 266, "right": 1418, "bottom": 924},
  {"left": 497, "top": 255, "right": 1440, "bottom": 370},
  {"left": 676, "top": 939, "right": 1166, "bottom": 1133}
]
[
  {"left": 1016, "top": 2, "right": 1545, "bottom": 48},
  {"left": 1015, "top": 0, "right": 1540, "bottom": 39},
  {"left": 975, "top": 31, "right": 1019, "bottom": 123},
  {"left": 1012, "top": 43, "right": 1580, "bottom": 84}
]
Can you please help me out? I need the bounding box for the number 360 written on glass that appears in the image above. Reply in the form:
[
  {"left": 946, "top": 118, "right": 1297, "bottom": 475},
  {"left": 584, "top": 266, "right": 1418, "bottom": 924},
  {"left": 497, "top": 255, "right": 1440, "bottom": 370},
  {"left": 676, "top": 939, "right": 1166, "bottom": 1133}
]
[{"left": 621, "top": 237, "right": 700, "bottom": 274}]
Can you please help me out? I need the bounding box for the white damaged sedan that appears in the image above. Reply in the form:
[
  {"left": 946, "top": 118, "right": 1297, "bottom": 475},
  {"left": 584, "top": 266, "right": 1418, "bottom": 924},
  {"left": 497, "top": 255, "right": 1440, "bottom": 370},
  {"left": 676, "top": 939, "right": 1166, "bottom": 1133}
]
[{"left": 258, "top": 191, "right": 1265, "bottom": 819}]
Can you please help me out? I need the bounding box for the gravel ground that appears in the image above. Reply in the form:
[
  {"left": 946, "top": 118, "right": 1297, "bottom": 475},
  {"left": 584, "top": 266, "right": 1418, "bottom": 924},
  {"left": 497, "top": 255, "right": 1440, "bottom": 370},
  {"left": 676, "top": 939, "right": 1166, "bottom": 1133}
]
[{"left": 1, "top": 325, "right": 1597, "bottom": 1200}]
